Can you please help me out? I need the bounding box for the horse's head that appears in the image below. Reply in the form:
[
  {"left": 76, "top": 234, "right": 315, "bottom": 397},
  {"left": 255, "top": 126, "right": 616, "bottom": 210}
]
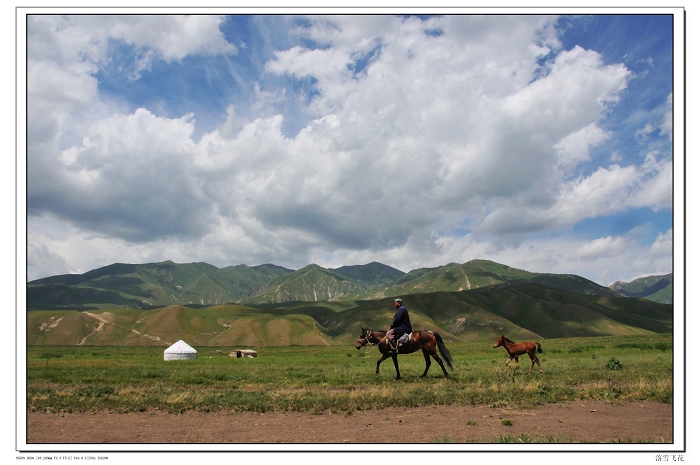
[
  {"left": 494, "top": 335, "right": 505, "bottom": 348},
  {"left": 355, "top": 328, "right": 372, "bottom": 350}
]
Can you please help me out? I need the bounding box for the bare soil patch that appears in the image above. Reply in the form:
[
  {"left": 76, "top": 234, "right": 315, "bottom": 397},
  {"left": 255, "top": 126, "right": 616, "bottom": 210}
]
[{"left": 26, "top": 401, "right": 672, "bottom": 445}]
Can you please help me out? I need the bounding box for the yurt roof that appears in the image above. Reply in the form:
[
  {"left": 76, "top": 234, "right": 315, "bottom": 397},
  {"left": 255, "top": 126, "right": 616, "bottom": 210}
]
[{"left": 164, "top": 340, "right": 197, "bottom": 354}]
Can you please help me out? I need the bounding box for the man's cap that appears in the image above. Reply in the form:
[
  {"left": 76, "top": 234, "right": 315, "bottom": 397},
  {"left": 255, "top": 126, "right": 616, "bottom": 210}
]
[{"left": 394, "top": 298, "right": 402, "bottom": 303}]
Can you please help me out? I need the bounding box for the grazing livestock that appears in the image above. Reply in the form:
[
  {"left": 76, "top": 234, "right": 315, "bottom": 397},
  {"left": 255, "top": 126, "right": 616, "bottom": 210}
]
[{"left": 493, "top": 335, "right": 543, "bottom": 374}]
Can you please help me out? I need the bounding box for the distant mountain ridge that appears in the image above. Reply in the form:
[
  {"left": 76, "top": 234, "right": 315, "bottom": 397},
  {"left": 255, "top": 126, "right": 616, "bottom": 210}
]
[
  {"left": 239, "top": 264, "right": 366, "bottom": 304},
  {"left": 610, "top": 273, "right": 673, "bottom": 304},
  {"left": 26, "top": 283, "right": 673, "bottom": 347},
  {"left": 359, "top": 260, "right": 623, "bottom": 300},
  {"left": 329, "top": 262, "right": 405, "bottom": 291},
  {"left": 28, "top": 261, "right": 293, "bottom": 309},
  {"left": 27, "top": 259, "right": 668, "bottom": 310}
]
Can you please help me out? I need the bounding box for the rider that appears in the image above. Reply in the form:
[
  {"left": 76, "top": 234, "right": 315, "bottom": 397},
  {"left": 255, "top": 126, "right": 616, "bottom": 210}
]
[{"left": 386, "top": 298, "right": 412, "bottom": 352}]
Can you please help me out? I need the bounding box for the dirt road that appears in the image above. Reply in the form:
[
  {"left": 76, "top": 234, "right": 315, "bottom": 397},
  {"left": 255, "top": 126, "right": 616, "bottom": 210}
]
[{"left": 26, "top": 401, "right": 673, "bottom": 445}]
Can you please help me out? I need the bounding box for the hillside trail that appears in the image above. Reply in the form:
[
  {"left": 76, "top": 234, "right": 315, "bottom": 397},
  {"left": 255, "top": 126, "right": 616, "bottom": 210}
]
[
  {"left": 26, "top": 401, "right": 672, "bottom": 445},
  {"left": 82, "top": 312, "right": 171, "bottom": 346}
]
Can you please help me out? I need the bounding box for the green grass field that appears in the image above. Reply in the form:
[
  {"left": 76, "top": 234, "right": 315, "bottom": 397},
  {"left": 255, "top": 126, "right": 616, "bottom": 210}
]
[{"left": 26, "top": 334, "right": 673, "bottom": 414}]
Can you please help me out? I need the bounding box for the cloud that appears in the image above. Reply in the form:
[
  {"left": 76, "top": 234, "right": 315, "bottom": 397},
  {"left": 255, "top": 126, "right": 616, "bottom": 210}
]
[
  {"left": 629, "top": 154, "right": 673, "bottom": 211},
  {"left": 29, "top": 109, "right": 215, "bottom": 242},
  {"left": 478, "top": 147, "right": 671, "bottom": 242},
  {"left": 649, "top": 229, "right": 673, "bottom": 259},
  {"left": 555, "top": 123, "right": 612, "bottom": 174},
  {"left": 102, "top": 15, "right": 237, "bottom": 61},
  {"left": 27, "top": 243, "right": 70, "bottom": 279},
  {"left": 571, "top": 235, "right": 633, "bottom": 262},
  {"left": 254, "top": 18, "right": 634, "bottom": 248},
  {"left": 27, "top": 15, "right": 236, "bottom": 141},
  {"left": 27, "top": 15, "right": 238, "bottom": 244},
  {"left": 660, "top": 93, "right": 673, "bottom": 138},
  {"left": 24, "top": 15, "right": 674, "bottom": 285},
  {"left": 29, "top": 15, "right": 236, "bottom": 64}
]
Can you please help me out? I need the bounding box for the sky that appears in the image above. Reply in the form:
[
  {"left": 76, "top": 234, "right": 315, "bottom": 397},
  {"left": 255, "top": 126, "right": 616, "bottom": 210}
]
[{"left": 22, "top": 11, "right": 680, "bottom": 286}]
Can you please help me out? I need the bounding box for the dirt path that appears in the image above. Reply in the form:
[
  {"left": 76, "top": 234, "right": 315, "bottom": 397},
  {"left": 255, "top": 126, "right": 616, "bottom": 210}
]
[
  {"left": 82, "top": 312, "right": 168, "bottom": 345},
  {"left": 26, "top": 401, "right": 672, "bottom": 444}
]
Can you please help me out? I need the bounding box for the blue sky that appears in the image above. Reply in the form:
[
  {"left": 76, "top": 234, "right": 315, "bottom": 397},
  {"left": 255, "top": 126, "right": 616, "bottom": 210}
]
[{"left": 23, "top": 12, "right": 679, "bottom": 286}]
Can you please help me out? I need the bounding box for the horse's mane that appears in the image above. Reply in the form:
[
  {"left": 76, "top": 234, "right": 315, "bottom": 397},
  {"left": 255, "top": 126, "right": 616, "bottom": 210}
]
[
  {"left": 360, "top": 328, "right": 387, "bottom": 334},
  {"left": 503, "top": 336, "right": 515, "bottom": 343}
]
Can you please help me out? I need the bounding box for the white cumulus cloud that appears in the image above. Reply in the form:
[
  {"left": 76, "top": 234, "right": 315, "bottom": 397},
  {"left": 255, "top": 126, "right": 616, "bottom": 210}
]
[{"left": 23, "top": 14, "right": 675, "bottom": 285}]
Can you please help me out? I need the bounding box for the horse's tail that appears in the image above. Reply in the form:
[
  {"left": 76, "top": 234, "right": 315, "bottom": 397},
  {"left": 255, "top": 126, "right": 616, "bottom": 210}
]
[
  {"left": 536, "top": 342, "right": 542, "bottom": 353},
  {"left": 434, "top": 332, "right": 454, "bottom": 371}
]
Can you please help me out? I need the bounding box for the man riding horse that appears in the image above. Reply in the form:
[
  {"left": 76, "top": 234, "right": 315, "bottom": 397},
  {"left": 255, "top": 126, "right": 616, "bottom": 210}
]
[
  {"left": 386, "top": 298, "right": 412, "bottom": 353},
  {"left": 355, "top": 297, "right": 454, "bottom": 379}
]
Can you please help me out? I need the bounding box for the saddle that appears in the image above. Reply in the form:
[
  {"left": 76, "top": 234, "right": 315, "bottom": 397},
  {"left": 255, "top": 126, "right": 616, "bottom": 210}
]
[{"left": 397, "top": 333, "right": 410, "bottom": 344}]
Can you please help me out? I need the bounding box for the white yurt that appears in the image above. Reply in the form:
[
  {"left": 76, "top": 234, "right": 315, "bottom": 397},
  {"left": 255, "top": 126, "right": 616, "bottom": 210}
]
[{"left": 164, "top": 340, "right": 197, "bottom": 361}]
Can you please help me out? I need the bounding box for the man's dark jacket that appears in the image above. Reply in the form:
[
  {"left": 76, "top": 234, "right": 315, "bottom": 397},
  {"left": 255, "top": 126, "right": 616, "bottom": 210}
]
[{"left": 390, "top": 305, "right": 412, "bottom": 336}]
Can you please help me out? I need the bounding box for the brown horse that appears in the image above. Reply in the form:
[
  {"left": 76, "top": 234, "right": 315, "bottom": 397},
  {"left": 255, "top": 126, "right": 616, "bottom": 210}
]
[
  {"left": 493, "top": 335, "right": 543, "bottom": 374},
  {"left": 355, "top": 328, "right": 454, "bottom": 379}
]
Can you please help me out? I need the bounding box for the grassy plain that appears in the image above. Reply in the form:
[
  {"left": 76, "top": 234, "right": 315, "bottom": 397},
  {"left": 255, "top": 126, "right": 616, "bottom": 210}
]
[{"left": 26, "top": 334, "right": 672, "bottom": 414}]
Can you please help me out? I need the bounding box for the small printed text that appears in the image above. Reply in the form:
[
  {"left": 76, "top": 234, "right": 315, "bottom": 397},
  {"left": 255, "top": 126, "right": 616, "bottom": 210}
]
[
  {"left": 656, "top": 455, "right": 685, "bottom": 462},
  {"left": 16, "top": 457, "right": 108, "bottom": 461}
]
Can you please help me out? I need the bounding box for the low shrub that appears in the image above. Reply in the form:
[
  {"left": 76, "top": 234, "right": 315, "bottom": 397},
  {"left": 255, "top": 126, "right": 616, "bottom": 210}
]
[{"left": 605, "top": 357, "right": 623, "bottom": 370}]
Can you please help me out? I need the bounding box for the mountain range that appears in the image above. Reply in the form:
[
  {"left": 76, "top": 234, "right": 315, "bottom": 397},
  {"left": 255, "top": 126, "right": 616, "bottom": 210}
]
[
  {"left": 610, "top": 273, "right": 673, "bottom": 304},
  {"left": 27, "top": 259, "right": 672, "bottom": 310},
  {"left": 25, "top": 259, "right": 674, "bottom": 347}
]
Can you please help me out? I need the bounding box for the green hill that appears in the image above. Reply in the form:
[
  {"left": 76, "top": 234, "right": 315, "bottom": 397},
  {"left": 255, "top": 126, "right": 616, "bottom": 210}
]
[
  {"left": 392, "top": 264, "right": 457, "bottom": 286},
  {"left": 27, "top": 258, "right": 669, "bottom": 337},
  {"left": 239, "top": 264, "right": 365, "bottom": 304},
  {"left": 26, "top": 304, "right": 331, "bottom": 347},
  {"left": 329, "top": 262, "right": 405, "bottom": 291},
  {"left": 26, "top": 283, "right": 672, "bottom": 347},
  {"left": 27, "top": 261, "right": 293, "bottom": 309},
  {"left": 359, "top": 259, "right": 622, "bottom": 300},
  {"left": 610, "top": 273, "right": 673, "bottom": 304}
]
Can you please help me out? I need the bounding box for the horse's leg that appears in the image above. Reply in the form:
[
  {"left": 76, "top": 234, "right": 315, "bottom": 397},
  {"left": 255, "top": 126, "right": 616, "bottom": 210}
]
[
  {"left": 391, "top": 354, "right": 401, "bottom": 380},
  {"left": 534, "top": 354, "right": 542, "bottom": 374},
  {"left": 514, "top": 355, "right": 521, "bottom": 371},
  {"left": 430, "top": 350, "right": 449, "bottom": 378},
  {"left": 420, "top": 348, "right": 431, "bottom": 377},
  {"left": 376, "top": 354, "right": 390, "bottom": 376},
  {"left": 528, "top": 352, "right": 535, "bottom": 373}
]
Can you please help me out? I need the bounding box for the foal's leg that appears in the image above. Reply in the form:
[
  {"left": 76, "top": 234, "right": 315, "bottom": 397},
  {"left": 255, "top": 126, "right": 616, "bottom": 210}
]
[
  {"left": 527, "top": 350, "right": 543, "bottom": 374},
  {"left": 420, "top": 348, "right": 431, "bottom": 377},
  {"left": 533, "top": 354, "right": 543, "bottom": 374}
]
